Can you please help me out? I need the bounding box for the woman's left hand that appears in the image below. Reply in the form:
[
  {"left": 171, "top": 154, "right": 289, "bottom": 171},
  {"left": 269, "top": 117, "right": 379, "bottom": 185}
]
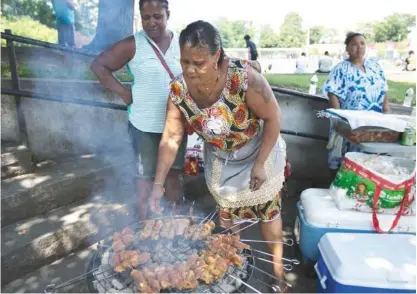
[{"left": 250, "top": 162, "right": 267, "bottom": 191}]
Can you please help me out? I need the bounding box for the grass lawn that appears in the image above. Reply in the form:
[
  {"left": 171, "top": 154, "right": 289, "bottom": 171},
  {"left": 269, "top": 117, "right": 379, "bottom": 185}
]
[{"left": 265, "top": 73, "right": 416, "bottom": 105}]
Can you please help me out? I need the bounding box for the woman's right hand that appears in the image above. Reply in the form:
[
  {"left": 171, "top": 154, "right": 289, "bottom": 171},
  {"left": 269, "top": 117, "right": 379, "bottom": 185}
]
[{"left": 148, "top": 184, "right": 165, "bottom": 214}]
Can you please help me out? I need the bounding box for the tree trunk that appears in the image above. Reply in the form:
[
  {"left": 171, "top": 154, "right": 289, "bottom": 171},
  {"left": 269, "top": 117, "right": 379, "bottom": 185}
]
[{"left": 84, "top": 0, "right": 134, "bottom": 53}]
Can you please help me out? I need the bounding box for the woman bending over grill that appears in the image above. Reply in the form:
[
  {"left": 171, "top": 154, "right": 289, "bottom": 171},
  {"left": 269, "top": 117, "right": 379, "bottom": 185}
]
[{"left": 148, "top": 20, "right": 288, "bottom": 292}]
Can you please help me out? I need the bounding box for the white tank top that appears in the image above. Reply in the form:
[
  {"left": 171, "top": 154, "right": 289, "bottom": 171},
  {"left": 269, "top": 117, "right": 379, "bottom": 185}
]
[{"left": 127, "top": 30, "right": 182, "bottom": 133}]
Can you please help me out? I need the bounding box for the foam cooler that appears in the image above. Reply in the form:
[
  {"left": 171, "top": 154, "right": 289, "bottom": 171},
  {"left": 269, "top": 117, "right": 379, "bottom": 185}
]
[
  {"left": 295, "top": 188, "right": 416, "bottom": 262},
  {"left": 315, "top": 233, "right": 416, "bottom": 293}
]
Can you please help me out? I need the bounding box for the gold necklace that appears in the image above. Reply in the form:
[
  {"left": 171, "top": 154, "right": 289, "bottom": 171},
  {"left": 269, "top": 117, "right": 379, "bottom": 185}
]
[{"left": 201, "top": 73, "right": 220, "bottom": 99}]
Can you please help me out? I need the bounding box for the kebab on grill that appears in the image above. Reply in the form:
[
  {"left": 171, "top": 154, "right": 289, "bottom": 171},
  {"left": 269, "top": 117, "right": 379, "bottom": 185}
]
[
  {"left": 138, "top": 218, "right": 215, "bottom": 241},
  {"left": 130, "top": 269, "right": 155, "bottom": 293},
  {"left": 184, "top": 221, "right": 216, "bottom": 240},
  {"left": 206, "top": 234, "right": 250, "bottom": 266},
  {"left": 112, "top": 250, "right": 151, "bottom": 272},
  {"left": 138, "top": 219, "right": 155, "bottom": 240},
  {"left": 198, "top": 250, "right": 231, "bottom": 281},
  {"left": 130, "top": 252, "right": 231, "bottom": 293},
  {"left": 139, "top": 219, "right": 190, "bottom": 240},
  {"left": 211, "top": 233, "right": 251, "bottom": 250},
  {"left": 130, "top": 261, "right": 199, "bottom": 292},
  {"left": 112, "top": 227, "right": 135, "bottom": 252}
]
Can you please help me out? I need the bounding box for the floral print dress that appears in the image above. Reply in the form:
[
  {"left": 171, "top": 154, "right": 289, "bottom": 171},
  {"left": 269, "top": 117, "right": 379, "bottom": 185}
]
[
  {"left": 169, "top": 59, "right": 287, "bottom": 222},
  {"left": 322, "top": 58, "right": 388, "bottom": 170}
]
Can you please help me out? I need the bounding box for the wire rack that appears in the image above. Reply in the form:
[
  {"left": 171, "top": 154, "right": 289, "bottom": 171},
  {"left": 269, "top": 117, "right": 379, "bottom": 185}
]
[{"left": 85, "top": 215, "right": 256, "bottom": 293}]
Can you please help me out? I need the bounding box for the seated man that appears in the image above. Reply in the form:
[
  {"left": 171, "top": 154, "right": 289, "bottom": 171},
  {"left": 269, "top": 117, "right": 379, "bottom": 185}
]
[
  {"left": 295, "top": 52, "right": 308, "bottom": 74},
  {"left": 317, "top": 51, "right": 333, "bottom": 73}
]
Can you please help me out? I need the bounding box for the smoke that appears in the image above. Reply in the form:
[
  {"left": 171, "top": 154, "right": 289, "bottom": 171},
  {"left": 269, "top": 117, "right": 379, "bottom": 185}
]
[
  {"left": 1, "top": 0, "right": 219, "bottom": 250},
  {"left": 8, "top": 35, "right": 137, "bottom": 247},
  {"left": 13, "top": 42, "right": 212, "bottom": 236}
]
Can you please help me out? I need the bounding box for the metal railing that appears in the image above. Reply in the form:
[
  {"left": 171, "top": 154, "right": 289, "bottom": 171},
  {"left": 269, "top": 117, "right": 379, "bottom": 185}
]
[{"left": 1, "top": 30, "right": 328, "bottom": 144}]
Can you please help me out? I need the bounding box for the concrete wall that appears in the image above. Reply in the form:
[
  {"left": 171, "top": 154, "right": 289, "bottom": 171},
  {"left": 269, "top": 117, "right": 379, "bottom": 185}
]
[
  {"left": 1, "top": 92, "right": 20, "bottom": 142},
  {"left": 1, "top": 79, "right": 130, "bottom": 160},
  {"left": 1, "top": 78, "right": 413, "bottom": 181}
]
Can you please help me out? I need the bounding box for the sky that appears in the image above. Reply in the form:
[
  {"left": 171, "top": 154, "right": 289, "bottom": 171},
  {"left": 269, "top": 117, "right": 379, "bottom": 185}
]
[{"left": 164, "top": 0, "right": 415, "bottom": 31}]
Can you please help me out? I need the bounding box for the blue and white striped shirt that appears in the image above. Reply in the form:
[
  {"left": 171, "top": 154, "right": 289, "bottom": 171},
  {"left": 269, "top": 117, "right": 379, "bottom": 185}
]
[{"left": 127, "top": 30, "right": 182, "bottom": 133}]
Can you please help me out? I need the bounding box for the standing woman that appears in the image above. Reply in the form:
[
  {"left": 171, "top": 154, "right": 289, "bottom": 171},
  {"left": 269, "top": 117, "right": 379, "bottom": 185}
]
[
  {"left": 91, "top": 0, "right": 186, "bottom": 219},
  {"left": 322, "top": 32, "right": 390, "bottom": 170},
  {"left": 148, "top": 21, "right": 289, "bottom": 292}
]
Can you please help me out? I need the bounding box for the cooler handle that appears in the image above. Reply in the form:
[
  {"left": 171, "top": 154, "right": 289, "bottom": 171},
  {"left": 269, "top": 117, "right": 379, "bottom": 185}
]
[{"left": 314, "top": 263, "right": 327, "bottom": 290}]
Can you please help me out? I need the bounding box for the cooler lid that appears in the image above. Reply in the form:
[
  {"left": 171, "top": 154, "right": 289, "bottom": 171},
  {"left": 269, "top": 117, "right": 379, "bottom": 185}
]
[
  {"left": 300, "top": 188, "right": 415, "bottom": 232},
  {"left": 318, "top": 233, "right": 416, "bottom": 290}
]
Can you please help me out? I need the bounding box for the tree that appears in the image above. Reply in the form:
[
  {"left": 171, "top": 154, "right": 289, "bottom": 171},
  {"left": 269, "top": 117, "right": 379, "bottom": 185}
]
[
  {"left": 309, "top": 26, "right": 324, "bottom": 44},
  {"left": 259, "top": 25, "right": 279, "bottom": 48},
  {"left": 84, "top": 0, "right": 134, "bottom": 53},
  {"left": 277, "top": 12, "right": 306, "bottom": 48},
  {"left": 321, "top": 28, "right": 339, "bottom": 44},
  {"left": 214, "top": 18, "right": 254, "bottom": 48},
  {"left": 75, "top": 0, "right": 99, "bottom": 37},
  {"left": 356, "top": 22, "right": 376, "bottom": 43},
  {"left": 1, "top": 0, "right": 56, "bottom": 28},
  {"left": 373, "top": 13, "right": 416, "bottom": 42}
]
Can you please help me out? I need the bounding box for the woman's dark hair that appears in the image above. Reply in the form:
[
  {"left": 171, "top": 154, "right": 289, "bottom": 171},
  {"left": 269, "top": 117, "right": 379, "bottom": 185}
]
[
  {"left": 244, "top": 35, "right": 251, "bottom": 40},
  {"left": 179, "top": 20, "right": 225, "bottom": 66},
  {"left": 409, "top": 50, "right": 415, "bottom": 55},
  {"left": 344, "top": 32, "right": 366, "bottom": 46},
  {"left": 139, "top": 0, "right": 168, "bottom": 11}
]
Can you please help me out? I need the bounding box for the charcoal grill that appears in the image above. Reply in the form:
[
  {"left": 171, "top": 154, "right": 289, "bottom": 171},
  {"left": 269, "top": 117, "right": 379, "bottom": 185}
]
[
  {"left": 44, "top": 203, "right": 297, "bottom": 294},
  {"left": 85, "top": 215, "right": 256, "bottom": 293}
]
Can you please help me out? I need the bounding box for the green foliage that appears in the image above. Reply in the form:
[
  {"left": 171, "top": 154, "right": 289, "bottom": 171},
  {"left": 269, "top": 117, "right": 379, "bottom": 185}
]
[
  {"left": 1, "top": 16, "right": 58, "bottom": 45},
  {"left": 1, "top": 0, "right": 99, "bottom": 38},
  {"left": 277, "top": 12, "right": 306, "bottom": 48},
  {"left": 356, "top": 22, "right": 376, "bottom": 43},
  {"left": 214, "top": 18, "right": 254, "bottom": 48},
  {"left": 74, "top": 0, "right": 99, "bottom": 37},
  {"left": 265, "top": 73, "right": 416, "bottom": 105},
  {"left": 1, "top": 0, "right": 56, "bottom": 28},
  {"left": 309, "top": 26, "right": 339, "bottom": 44},
  {"left": 321, "top": 28, "right": 339, "bottom": 44},
  {"left": 259, "top": 25, "right": 280, "bottom": 48},
  {"left": 1, "top": 62, "right": 12, "bottom": 78},
  {"left": 357, "top": 13, "right": 416, "bottom": 43},
  {"left": 374, "top": 13, "right": 416, "bottom": 42},
  {"left": 1, "top": 59, "right": 132, "bottom": 82},
  {"left": 309, "top": 26, "right": 324, "bottom": 45}
]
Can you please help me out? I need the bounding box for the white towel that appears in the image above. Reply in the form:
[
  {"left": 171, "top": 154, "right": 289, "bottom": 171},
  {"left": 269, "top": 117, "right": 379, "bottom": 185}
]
[{"left": 325, "top": 109, "right": 407, "bottom": 132}]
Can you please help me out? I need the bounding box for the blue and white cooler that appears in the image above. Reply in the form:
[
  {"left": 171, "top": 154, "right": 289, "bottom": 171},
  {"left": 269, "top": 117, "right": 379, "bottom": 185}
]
[
  {"left": 295, "top": 188, "right": 416, "bottom": 262},
  {"left": 315, "top": 233, "right": 416, "bottom": 293}
]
